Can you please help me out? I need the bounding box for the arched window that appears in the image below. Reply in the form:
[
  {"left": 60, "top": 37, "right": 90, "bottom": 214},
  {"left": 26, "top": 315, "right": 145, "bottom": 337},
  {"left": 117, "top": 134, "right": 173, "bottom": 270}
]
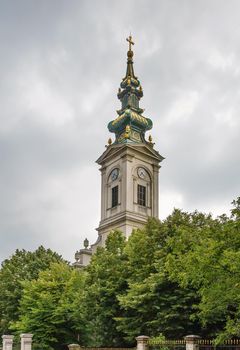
[
  {"left": 133, "top": 166, "right": 152, "bottom": 213},
  {"left": 108, "top": 168, "right": 120, "bottom": 209},
  {"left": 137, "top": 184, "right": 146, "bottom": 206}
]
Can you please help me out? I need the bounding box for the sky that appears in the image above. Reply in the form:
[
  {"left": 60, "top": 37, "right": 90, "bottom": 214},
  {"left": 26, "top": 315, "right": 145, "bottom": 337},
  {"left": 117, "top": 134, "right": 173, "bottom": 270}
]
[{"left": 0, "top": 0, "right": 240, "bottom": 263}]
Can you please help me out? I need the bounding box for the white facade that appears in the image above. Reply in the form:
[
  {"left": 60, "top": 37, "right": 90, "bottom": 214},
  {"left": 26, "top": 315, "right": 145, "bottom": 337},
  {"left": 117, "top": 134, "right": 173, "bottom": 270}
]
[{"left": 92, "top": 142, "right": 163, "bottom": 251}]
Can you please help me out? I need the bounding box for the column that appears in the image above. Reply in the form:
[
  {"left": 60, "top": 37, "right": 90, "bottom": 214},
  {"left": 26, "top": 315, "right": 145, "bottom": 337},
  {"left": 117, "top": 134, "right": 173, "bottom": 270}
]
[
  {"left": 100, "top": 166, "right": 106, "bottom": 220},
  {"left": 152, "top": 164, "right": 160, "bottom": 218},
  {"left": 20, "top": 334, "right": 33, "bottom": 350},
  {"left": 2, "top": 335, "right": 14, "bottom": 350},
  {"left": 185, "top": 335, "right": 201, "bottom": 350},
  {"left": 136, "top": 335, "right": 150, "bottom": 350}
]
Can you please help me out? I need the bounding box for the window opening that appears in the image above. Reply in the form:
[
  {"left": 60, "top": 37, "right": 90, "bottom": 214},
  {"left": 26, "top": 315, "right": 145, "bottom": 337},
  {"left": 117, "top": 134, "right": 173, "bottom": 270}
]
[
  {"left": 112, "top": 186, "right": 118, "bottom": 207},
  {"left": 137, "top": 184, "right": 146, "bottom": 206}
]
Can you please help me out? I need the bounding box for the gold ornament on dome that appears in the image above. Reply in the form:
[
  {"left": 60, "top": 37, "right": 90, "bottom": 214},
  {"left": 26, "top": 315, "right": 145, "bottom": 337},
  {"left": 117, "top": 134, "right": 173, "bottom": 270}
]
[{"left": 124, "top": 125, "right": 131, "bottom": 139}]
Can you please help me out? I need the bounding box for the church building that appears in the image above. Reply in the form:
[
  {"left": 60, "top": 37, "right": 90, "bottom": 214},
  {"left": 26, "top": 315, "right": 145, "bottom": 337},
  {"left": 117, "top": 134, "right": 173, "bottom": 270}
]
[{"left": 74, "top": 36, "right": 164, "bottom": 267}]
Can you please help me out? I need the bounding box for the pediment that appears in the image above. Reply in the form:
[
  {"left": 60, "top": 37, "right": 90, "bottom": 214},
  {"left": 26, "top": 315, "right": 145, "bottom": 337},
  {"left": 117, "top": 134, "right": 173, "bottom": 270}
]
[
  {"left": 127, "top": 143, "right": 164, "bottom": 162},
  {"left": 96, "top": 143, "right": 164, "bottom": 165},
  {"left": 96, "top": 144, "right": 125, "bottom": 164}
]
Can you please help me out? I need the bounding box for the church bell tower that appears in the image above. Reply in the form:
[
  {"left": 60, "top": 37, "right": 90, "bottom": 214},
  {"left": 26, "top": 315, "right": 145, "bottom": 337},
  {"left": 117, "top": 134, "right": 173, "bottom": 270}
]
[{"left": 92, "top": 36, "right": 164, "bottom": 250}]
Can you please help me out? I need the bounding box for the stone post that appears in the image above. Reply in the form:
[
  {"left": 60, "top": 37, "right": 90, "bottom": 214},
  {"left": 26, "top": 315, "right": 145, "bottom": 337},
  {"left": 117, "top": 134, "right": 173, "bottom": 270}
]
[
  {"left": 68, "top": 345, "right": 81, "bottom": 350},
  {"left": 185, "top": 335, "right": 201, "bottom": 350},
  {"left": 20, "top": 334, "right": 33, "bottom": 350},
  {"left": 2, "top": 335, "right": 14, "bottom": 350},
  {"left": 136, "top": 336, "right": 150, "bottom": 350}
]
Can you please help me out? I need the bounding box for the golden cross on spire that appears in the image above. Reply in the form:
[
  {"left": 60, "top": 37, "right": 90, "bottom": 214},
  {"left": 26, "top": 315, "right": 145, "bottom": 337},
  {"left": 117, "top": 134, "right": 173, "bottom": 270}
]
[{"left": 126, "top": 35, "right": 134, "bottom": 51}]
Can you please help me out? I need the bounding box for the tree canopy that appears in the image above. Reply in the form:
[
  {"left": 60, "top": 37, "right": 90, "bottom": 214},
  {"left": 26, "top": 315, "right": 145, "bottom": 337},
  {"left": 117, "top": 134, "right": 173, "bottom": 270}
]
[
  {"left": 0, "top": 246, "right": 65, "bottom": 334},
  {"left": 13, "top": 262, "right": 86, "bottom": 350},
  {"left": 165, "top": 198, "right": 240, "bottom": 341},
  {"left": 82, "top": 231, "right": 129, "bottom": 347},
  {"left": 1, "top": 198, "right": 240, "bottom": 348}
]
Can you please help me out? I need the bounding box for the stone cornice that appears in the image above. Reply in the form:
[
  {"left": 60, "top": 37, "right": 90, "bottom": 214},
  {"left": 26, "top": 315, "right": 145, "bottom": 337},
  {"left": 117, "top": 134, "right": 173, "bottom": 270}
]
[
  {"left": 96, "top": 143, "right": 164, "bottom": 166},
  {"left": 96, "top": 210, "right": 151, "bottom": 232}
]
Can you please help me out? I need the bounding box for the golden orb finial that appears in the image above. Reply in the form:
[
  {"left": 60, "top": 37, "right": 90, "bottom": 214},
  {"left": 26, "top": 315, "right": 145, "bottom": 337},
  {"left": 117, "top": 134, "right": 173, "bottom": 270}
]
[{"left": 108, "top": 138, "right": 112, "bottom": 145}]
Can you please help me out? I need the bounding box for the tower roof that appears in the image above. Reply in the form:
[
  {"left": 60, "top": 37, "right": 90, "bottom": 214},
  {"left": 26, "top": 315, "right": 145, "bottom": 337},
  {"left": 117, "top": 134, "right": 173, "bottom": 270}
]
[{"left": 108, "top": 36, "right": 153, "bottom": 145}]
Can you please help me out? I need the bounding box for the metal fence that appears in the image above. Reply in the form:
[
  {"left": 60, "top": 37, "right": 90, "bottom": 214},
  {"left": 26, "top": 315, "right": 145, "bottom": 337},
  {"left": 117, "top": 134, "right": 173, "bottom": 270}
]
[
  {"left": 148, "top": 339, "right": 240, "bottom": 350},
  {"left": 149, "top": 339, "right": 186, "bottom": 350},
  {"left": 198, "top": 339, "right": 240, "bottom": 350}
]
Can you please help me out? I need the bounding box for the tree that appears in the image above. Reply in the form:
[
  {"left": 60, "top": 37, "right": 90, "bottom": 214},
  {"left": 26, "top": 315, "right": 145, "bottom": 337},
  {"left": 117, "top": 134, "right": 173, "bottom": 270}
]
[
  {"left": 12, "top": 262, "right": 86, "bottom": 349},
  {"left": 0, "top": 246, "right": 65, "bottom": 333},
  {"left": 117, "top": 217, "right": 201, "bottom": 341},
  {"left": 165, "top": 198, "right": 240, "bottom": 340},
  {"left": 83, "top": 231, "right": 129, "bottom": 347},
  {"left": 3, "top": 199, "right": 239, "bottom": 345}
]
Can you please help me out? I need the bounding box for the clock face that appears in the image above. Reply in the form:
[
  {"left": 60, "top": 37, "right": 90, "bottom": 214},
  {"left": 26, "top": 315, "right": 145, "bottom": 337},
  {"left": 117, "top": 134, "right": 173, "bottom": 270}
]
[
  {"left": 138, "top": 167, "right": 147, "bottom": 179},
  {"left": 110, "top": 168, "right": 119, "bottom": 181}
]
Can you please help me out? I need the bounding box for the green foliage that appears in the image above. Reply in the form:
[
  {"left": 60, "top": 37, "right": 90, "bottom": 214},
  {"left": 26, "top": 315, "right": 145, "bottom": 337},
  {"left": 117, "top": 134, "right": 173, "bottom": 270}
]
[
  {"left": 117, "top": 218, "right": 201, "bottom": 341},
  {"left": 1, "top": 198, "right": 240, "bottom": 347},
  {"left": 149, "top": 333, "right": 166, "bottom": 343},
  {"left": 0, "top": 246, "right": 65, "bottom": 334},
  {"left": 165, "top": 198, "right": 240, "bottom": 340},
  {"left": 12, "top": 262, "right": 86, "bottom": 350},
  {"left": 82, "top": 231, "right": 129, "bottom": 347}
]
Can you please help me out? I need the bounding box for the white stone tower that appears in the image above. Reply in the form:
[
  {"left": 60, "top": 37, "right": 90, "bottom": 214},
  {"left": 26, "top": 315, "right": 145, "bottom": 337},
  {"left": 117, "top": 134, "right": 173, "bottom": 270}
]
[
  {"left": 74, "top": 36, "right": 164, "bottom": 266},
  {"left": 93, "top": 35, "right": 164, "bottom": 250}
]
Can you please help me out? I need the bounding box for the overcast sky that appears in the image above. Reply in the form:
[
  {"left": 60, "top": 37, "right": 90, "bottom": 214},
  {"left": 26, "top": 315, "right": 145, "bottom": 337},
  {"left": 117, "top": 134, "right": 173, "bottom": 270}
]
[{"left": 0, "top": 0, "right": 240, "bottom": 263}]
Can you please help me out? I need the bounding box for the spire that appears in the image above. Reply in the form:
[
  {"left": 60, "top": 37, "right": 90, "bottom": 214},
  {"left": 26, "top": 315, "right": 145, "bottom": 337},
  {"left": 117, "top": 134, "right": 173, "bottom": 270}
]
[
  {"left": 108, "top": 36, "right": 153, "bottom": 145},
  {"left": 126, "top": 35, "right": 135, "bottom": 78},
  {"left": 117, "top": 35, "right": 143, "bottom": 112}
]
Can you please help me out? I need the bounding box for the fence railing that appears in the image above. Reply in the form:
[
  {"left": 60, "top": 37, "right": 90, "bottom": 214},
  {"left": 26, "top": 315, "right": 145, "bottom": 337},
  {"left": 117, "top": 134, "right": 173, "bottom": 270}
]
[
  {"left": 148, "top": 338, "right": 240, "bottom": 350},
  {"left": 197, "top": 339, "right": 240, "bottom": 350},
  {"left": 2, "top": 334, "right": 240, "bottom": 350},
  {"left": 149, "top": 339, "right": 186, "bottom": 350}
]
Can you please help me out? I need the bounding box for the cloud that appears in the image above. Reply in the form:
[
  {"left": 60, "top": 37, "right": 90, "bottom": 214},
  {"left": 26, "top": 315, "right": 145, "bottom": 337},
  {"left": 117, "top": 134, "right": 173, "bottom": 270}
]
[{"left": 0, "top": 0, "right": 240, "bottom": 262}]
